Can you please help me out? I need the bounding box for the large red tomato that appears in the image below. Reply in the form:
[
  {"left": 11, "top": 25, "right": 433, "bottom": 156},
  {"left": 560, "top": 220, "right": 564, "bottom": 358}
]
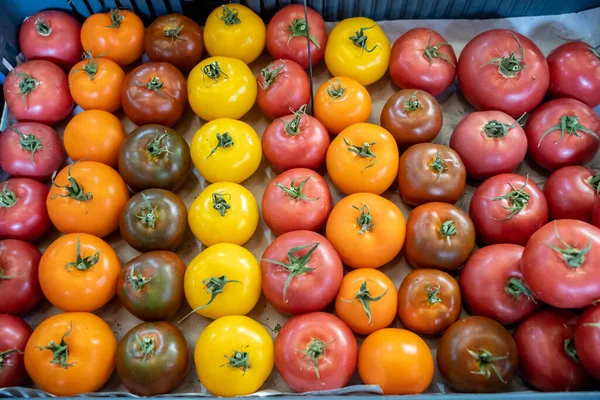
[
  {"left": 544, "top": 166, "right": 598, "bottom": 222},
  {"left": 575, "top": 305, "right": 600, "bottom": 380},
  {"left": 0, "top": 239, "right": 43, "bottom": 315},
  {"left": 0, "top": 178, "right": 51, "bottom": 242},
  {"left": 521, "top": 219, "right": 600, "bottom": 309},
  {"left": 257, "top": 59, "right": 311, "bottom": 119},
  {"left": 469, "top": 174, "right": 548, "bottom": 245},
  {"left": 275, "top": 312, "right": 357, "bottom": 392},
  {"left": 0, "top": 315, "right": 32, "bottom": 388},
  {"left": 457, "top": 30, "right": 549, "bottom": 117},
  {"left": 594, "top": 197, "right": 600, "bottom": 229},
  {"left": 525, "top": 98, "right": 600, "bottom": 171}
]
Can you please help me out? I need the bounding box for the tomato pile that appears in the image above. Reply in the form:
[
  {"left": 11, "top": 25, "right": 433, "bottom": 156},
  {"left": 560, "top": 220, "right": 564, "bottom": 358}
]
[{"left": 1, "top": 4, "right": 600, "bottom": 397}]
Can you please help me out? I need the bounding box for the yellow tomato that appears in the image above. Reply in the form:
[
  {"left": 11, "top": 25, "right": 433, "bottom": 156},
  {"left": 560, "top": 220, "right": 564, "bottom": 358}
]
[
  {"left": 191, "top": 118, "right": 262, "bottom": 183},
  {"left": 325, "top": 17, "right": 391, "bottom": 86},
  {"left": 188, "top": 182, "right": 259, "bottom": 246},
  {"left": 203, "top": 4, "right": 266, "bottom": 64},
  {"left": 188, "top": 56, "right": 257, "bottom": 121},
  {"left": 182, "top": 243, "right": 261, "bottom": 320},
  {"left": 194, "top": 315, "right": 274, "bottom": 397}
]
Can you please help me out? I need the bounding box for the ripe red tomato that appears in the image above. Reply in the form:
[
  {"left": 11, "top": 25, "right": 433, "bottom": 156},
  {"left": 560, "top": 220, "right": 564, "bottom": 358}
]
[
  {"left": 0, "top": 123, "right": 65, "bottom": 180},
  {"left": 262, "top": 106, "right": 329, "bottom": 172},
  {"left": 460, "top": 244, "right": 540, "bottom": 325},
  {"left": 515, "top": 309, "right": 589, "bottom": 392},
  {"left": 594, "top": 197, "right": 600, "bottom": 229},
  {"left": 547, "top": 41, "right": 600, "bottom": 108},
  {"left": 457, "top": 30, "right": 549, "bottom": 117},
  {"left": 389, "top": 28, "right": 457, "bottom": 96},
  {"left": 3, "top": 60, "right": 73, "bottom": 125},
  {"left": 257, "top": 59, "right": 310, "bottom": 119},
  {"left": 521, "top": 219, "right": 600, "bottom": 309},
  {"left": 544, "top": 166, "right": 598, "bottom": 222},
  {"left": 262, "top": 169, "right": 332, "bottom": 236},
  {"left": 0, "top": 178, "right": 51, "bottom": 242},
  {"left": 449, "top": 111, "right": 527, "bottom": 180},
  {"left": 0, "top": 239, "right": 43, "bottom": 315},
  {"left": 275, "top": 312, "right": 357, "bottom": 392},
  {"left": 525, "top": 98, "right": 600, "bottom": 171},
  {"left": 0, "top": 315, "right": 32, "bottom": 388},
  {"left": 575, "top": 305, "right": 600, "bottom": 380},
  {"left": 469, "top": 174, "right": 548, "bottom": 245},
  {"left": 266, "top": 5, "right": 328, "bottom": 69}
]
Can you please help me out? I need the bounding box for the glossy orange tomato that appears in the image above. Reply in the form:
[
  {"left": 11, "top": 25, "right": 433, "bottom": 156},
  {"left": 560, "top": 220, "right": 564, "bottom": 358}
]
[
  {"left": 326, "top": 123, "right": 399, "bottom": 195},
  {"left": 24, "top": 312, "right": 117, "bottom": 396},
  {"left": 80, "top": 10, "right": 145, "bottom": 66},
  {"left": 63, "top": 110, "right": 126, "bottom": 167},
  {"left": 68, "top": 53, "right": 125, "bottom": 112},
  {"left": 358, "top": 328, "right": 434, "bottom": 394},
  {"left": 46, "top": 161, "right": 129, "bottom": 238},
  {"left": 335, "top": 268, "right": 397, "bottom": 335},
  {"left": 314, "top": 77, "right": 371, "bottom": 134},
  {"left": 325, "top": 192, "right": 405, "bottom": 269}
]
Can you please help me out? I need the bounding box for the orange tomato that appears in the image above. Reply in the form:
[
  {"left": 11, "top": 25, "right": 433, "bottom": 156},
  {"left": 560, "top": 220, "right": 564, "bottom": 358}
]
[
  {"left": 68, "top": 53, "right": 125, "bottom": 112},
  {"left": 325, "top": 192, "right": 405, "bottom": 269},
  {"left": 64, "top": 110, "right": 126, "bottom": 166},
  {"left": 314, "top": 76, "right": 371, "bottom": 134},
  {"left": 24, "top": 312, "right": 117, "bottom": 396},
  {"left": 326, "top": 123, "right": 399, "bottom": 195},
  {"left": 81, "top": 9, "right": 145, "bottom": 66},
  {"left": 358, "top": 328, "right": 434, "bottom": 394},
  {"left": 47, "top": 161, "right": 129, "bottom": 238},
  {"left": 39, "top": 233, "right": 121, "bottom": 312},
  {"left": 335, "top": 268, "right": 397, "bottom": 335}
]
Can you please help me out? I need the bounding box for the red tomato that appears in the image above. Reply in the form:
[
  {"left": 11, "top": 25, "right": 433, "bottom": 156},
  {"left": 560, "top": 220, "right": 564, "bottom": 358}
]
[
  {"left": 0, "top": 123, "right": 65, "bottom": 180},
  {"left": 257, "top": 59, "right": 311, "bottom": 119},
  {"left": 266, "top": 5, "right": 328, "bottom": 69},
  {"left": 575, "top": 305, "right": 600, "bottom": 380},
  {"left": 0, "top": 315, "right": 32, "bottom": 388},
  {"left": 3, "top": 60, "right": 73, "bottom": 125},
  {"left": 521, "top": 219, "right": 600, "bottom": 309},
  {"left": 449, "top": 111, "right": 527, "bottom": 180},
  {"left": 0, "top": 239, "right": 43, "bottom": 314},
  {"left": 261, "top": 231, "right": 343, "bottom": 315},
  {"left": 525, "top": 98, "right": 600, "bottom": 171},
  {"left": 262, "top": 106, "right": 329, "bottom": 172},
  {"left": 275, "top": 312, "right": 357, "bottom": 392},
  {"left": 457, "top": 30, "right": 549, "bottom": 117},
  {"left": 0, "top": 178, "right": 51, "bottom": 242},
  {"left": 469, "top": 174, "right": 548, "bottom": 245},
  {"left": 515, "top": 309, "right": 589, "bottom": 392},
  {"left": 19, "top": 10, "right": 82, "bottom": 69},
  {"left": 460, "top": 244, "right": 540, "bottom": 325},
  {"left": 544, "top": 166, "right": 598, "bottom": 222},
  {"left": 262, "top": 169, "right": 332, "bottom": 236},
  {"left": 594, "top": 197, "right": 600, "bottom": 229},
  {"left": 389, "top": 28, "right": 457, "bottom": 96},
  {"left": 547, "top": 41, "right": 600, "bottom": 108}
]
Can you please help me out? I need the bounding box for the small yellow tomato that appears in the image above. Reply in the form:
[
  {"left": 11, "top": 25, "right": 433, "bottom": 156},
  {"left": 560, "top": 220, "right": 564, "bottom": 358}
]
[
  {"left": 204, "top": 4, "right": 266, "bottom": 64},
  {"left": 194, "top": 315, "right": 274, "bottom": 397},
  {"left": 191, "top": 118, "right": 262, "bottom": 183},
  {"left": 188, "top": 182, "right": 259, "bottom": 246},
  {"left": 325, "top": 17, "right": 391, "bottom": 86},
  {"left": 182, "top": 243, "right": 261, "bottom": 320},
  {"left": 188, "top": 57, "right": 257, "bottom": 121}
]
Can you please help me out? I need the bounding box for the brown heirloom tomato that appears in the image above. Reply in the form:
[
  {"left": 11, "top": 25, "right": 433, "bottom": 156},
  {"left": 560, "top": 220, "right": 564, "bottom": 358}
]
[
  {"left": 398, "top": 143, "right": 466, "bottom": 206},
  {"left": 438, "top": 316, "right": 518, "bottom": 393},
  {"left": 145, "top": 14, "right": 204, "bottom": 71},
  {"left": 405, "top": 202, "right": 475, "bottom": 271},
  {"left": 257, "top": 59, "right": 311, "bottom": 120},
  {"left": 397, "top": 269, "right": 461, "bottom": 335},
  {"left": 380, "top": 89, "right": 443, "bottom": 147},
  {"left": 122, "top": 62, "right": 188, "bottom": 128}
]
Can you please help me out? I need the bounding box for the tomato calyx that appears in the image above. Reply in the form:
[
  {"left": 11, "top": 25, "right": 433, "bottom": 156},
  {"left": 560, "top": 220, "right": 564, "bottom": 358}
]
[
  {"left": 179, "top": 276, "right": 241, "bottom": 322},
  {"left": 212, "top": 192, "right": 231, "bottom": 216},
  {"left": 0, "top": 183, "right": 18, "bottom": 209},
  {"left": 538, "top": 115, "right": 600, "bottom": 147},
  {"left": 342, "top": 281, "right": 389, "bottom": 325},
  {"left": 343, "top": 137, "right": 377, "bottom": 170},
  {"left": 468, "top": 348, "right": 508, "bottom": 382},
  {"left": 547, "top": 223, "right": 592, "bottom": 269},
  {"left": 146, "top": 131, "right": 173, "bottom": 159},
  {"left": 50, "top": 163, "right": 93, "bottom": 202},
  {"left": 8, "top": 126, "right": 42, "bottom": 165},
  {"left": 287, "top": 18, "right": 321, "bottom": 49},
  {"left": 133, "top": 77, "right": 169, "bottom": 99},
  {"left": 589, "top": 47, "right": 600, "bottom": 60},
  {"left": 135, "top": 334, "right": 156, "bottom": 362},
  {"left": 70, "top": 50, "right": 101, "bottom": 81},
  {"left": 136, "top": 193, "right": 159, "bottom": 228},
  {"left": 0, "top": 349, "right": 21, "bottom": 368},
  {"left": 0, "top": 263, "right": 16, "bottom": 280},
  {"left": 301, "top": 339, "right": 329, "bottom": 379},
  {"left": 486, "top": 179, "right": 530, "bottom": 220},
  {"left": 202, "top": 61, "right": 228, "bottom": 87},
  {"left": 223, "top": 348, "right": 250, "bottom": 375},
  {"left": 163, "top": 25, "right": 184, "bottom": 40},
  {"left": 259, "top": 63, "right": 285, "bottom": 90},
  {"left": 426, "top": 283, "right": 442, "bottom": 305},
  {"left": 505, "top": 277, "right": 536, "bottom": 303},
  {"left": 65, "top": 236, "right": 100, "bottom": 272},
  {"left": 563, "top": 338, "right": 580, "bottom": 364},
  {"left": 12, "top": 71, "right": 39, "bottom": 108},
  {"left": 440, "top": 220, "right": 457, "bottom": 246},
  {"left": 404, "top": 92, "right": 421, "bottom": 112},
  {"left": 583, "top": 322, "right": 600, "bottom": 328},
  {"left": 219, "top": 4, "right": 241, "bottom": 26},
  {"left": 276, "top": 176, "right": 320, "bottom": 201},
  {"left": 35, "top": 16, "right": 51, "bottom": 36},
  {"left": 484, "top": 113, "right": 525, "bottom": 138},
  {"left": 106, "top": 9, "right": 124, "bottom": 29},
  {"left": 586, "top": 174, "right": 600, "bottom": 195},
  {"left": 353, "top": 202, "right": 374, "bottom": 234},
  {"left": 207, "top": 132, "right": 234, "bottom": 159},
  {"left": 429, "top": 154, "right": 447, "bottom": 183},
  {"left": 262, "top": 243, "right": 319, "bottom": 302},
  {"left": 128, "top": 267, "right": 151, "bottom": 291},
  {"left": 423, "top": 32, "right": 455, "bottom": 66},
  {"left": 282, "top": 105, "right": 308, "bottom": 136},
  {"left": 35, "top": 322, "right": 75, "bottom": 369},
  {"left": 349, "top": 26, "right": 380, "bottom": 54},
  {"left": 482, "top": 33, "right": 526, "bottom": 78},
  {"left": 326, "top": 78, "right": 347, "bottom": 102}
]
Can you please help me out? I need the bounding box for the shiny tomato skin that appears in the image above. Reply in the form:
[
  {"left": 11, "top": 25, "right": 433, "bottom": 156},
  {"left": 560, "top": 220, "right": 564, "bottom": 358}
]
[
  {"left": 389, "top": 28, "right": 457, "bottom": 96},
  {"left": 458, "top": 30, "right": 549, "bottom": 117},
  {"left": 575, "top": 305, "right": 600, "bottom": 380},
  {"left": 0, "top": 315, "right": 32, "bottom": 388},
  {"left": 460, "top": 244, "right": 540, "bottom": 325},
  {"left": 0, "top": 123, "right": 65, "bottom": 180},
  {"left": 469, "top": 173, "right": 548, "bottom": 245},
  {"left": 275, "top": 312, "right": 357, "bottom": 392},
  {"left": 547, "top": 41, "right": 600, "bottom": 108},
  {"left": 544, "top": 166, "right": 598, "bottom": 222},
  {"left": 594, "top": 197, "right": 600, "bottom": 229},
  {"left": 0, "top": 240, "right": 43, "bottom": 314},
  {"left": 0, "top": 178, "right": 51, "bottom": 242},
  {"left": 257, "top": 59, "right": 311, "bottom": 120},
  {"left": 515, "top": 309, "right": 589, "bottom": 392}
]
